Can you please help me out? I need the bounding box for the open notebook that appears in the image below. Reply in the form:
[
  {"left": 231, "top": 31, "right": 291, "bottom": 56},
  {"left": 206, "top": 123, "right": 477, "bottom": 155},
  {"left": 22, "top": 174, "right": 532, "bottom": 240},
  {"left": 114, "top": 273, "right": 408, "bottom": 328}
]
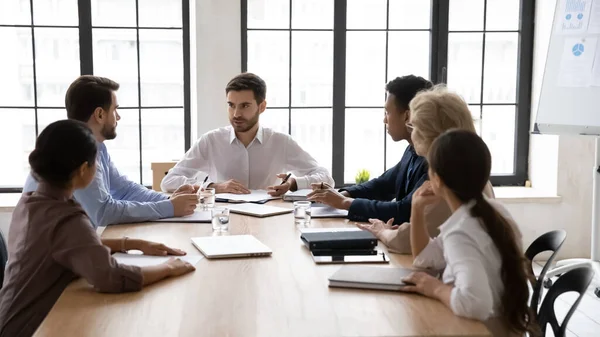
[{"left": 154, "top": 211, "right": 211, "bottom": 223}]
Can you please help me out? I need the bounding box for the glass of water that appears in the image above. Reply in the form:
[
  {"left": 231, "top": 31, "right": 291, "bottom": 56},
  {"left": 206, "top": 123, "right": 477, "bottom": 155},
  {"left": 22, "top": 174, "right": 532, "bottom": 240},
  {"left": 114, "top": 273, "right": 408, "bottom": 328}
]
[
  {"left": 293, "top": 201, "right": 311, "bottom": 227},
  {"left": 211, "top": 207, "right": 230, "bottom": 232},
  {"left": 199, "top": 188, "right": 216, "bottom": 210}
]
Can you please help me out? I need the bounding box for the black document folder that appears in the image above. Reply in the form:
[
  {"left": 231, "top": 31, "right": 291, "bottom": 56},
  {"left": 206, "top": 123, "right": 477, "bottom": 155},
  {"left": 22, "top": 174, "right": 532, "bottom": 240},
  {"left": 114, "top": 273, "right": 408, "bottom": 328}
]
[{"left": 300, "top": 230, "right": 377, "bottom": 251}]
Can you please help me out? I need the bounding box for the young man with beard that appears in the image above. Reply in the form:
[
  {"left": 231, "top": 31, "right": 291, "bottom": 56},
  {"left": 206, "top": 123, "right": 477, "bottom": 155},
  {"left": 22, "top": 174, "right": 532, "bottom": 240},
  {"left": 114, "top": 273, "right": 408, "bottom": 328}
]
[
  {"left": 161, "top": 72, "right": 334, "bottom": 196},
  {"left": 23, "top": 75, "right": 199, "bottom": 227}
]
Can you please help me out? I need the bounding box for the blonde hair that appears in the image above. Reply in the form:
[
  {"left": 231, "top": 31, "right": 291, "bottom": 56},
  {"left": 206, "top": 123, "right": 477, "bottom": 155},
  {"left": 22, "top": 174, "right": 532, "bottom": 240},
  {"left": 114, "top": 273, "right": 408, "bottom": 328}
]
[{"left": 409, "top": 85, "right": 476, "bottom": 154}]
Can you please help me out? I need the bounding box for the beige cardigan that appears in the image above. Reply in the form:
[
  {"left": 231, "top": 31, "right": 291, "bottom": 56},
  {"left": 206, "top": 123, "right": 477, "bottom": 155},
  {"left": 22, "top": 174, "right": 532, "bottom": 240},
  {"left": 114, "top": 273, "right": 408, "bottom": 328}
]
[{"left": 378, "top": 182, "right": 496, "bottom": 254}]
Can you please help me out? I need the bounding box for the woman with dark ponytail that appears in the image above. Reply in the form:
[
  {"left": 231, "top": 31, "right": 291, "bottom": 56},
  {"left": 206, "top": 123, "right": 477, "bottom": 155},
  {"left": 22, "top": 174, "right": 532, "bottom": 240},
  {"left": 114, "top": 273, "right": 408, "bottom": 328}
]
[
  {"left": 0, "top": 120, "right": 196, "bottom": 337},
  {"left": 401, "top": 129, "right": 538, "bottom": 337}
]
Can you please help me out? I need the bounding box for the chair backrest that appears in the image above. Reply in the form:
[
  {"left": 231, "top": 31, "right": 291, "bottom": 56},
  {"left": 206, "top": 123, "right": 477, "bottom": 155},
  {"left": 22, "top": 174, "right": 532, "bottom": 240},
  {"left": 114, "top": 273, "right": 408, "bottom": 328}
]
[
  {"left": 525, "top": 229, "right": 567, "bottom": 312},
  {"left": 537, "top": 266, "right": 594, "bottom": 337},
  {"left": 0, "top": 229, "right": 7, "bottom": 289}
]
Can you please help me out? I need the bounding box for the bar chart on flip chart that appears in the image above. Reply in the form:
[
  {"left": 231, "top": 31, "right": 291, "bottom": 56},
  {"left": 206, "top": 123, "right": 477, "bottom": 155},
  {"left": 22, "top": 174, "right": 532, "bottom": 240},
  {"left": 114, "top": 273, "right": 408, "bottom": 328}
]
[{"left": 559, "top": 0, "right": 592, "bottom": 33}]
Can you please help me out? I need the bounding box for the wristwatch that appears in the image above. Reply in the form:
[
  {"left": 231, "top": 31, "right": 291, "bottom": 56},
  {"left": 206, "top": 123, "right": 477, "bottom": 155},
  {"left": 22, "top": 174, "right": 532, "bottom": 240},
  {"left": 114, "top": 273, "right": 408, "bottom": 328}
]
[{"left": 120, "top": 236, "right": 129, "bottom": 253}]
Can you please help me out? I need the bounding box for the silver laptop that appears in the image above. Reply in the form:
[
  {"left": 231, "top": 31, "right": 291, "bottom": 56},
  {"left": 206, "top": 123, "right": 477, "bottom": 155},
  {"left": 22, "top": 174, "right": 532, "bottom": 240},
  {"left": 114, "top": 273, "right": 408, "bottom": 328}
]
[{"left": 191, "top": 235, "right": 273, "bottom": 259}]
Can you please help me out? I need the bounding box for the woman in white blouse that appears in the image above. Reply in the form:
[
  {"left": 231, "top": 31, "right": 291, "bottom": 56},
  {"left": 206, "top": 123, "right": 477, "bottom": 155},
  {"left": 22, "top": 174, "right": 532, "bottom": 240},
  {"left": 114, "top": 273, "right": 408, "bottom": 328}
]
[{"left": 401, "top": 129, "right": 538, "bottom": 337}]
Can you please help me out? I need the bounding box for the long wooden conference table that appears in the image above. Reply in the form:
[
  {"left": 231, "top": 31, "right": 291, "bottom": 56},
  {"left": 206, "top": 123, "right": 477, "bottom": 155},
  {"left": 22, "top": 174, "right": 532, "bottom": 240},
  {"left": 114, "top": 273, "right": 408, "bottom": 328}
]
[{"left": 34, "top": 201, "right": 491, "bottom": 337}]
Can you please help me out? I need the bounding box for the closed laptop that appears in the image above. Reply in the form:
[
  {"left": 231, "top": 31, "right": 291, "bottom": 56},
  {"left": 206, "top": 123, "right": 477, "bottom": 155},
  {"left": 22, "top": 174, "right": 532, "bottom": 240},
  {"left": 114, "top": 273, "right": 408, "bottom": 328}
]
[{"left": 300, "top": 230, "right": 377, "bottom": 251}]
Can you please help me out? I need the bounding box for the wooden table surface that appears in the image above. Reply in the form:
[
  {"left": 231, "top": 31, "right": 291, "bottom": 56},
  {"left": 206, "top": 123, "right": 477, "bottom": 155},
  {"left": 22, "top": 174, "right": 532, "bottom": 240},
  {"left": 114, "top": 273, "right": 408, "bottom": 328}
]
[{"left": 34, "top": 202, "right": 491, "bottom": 337}]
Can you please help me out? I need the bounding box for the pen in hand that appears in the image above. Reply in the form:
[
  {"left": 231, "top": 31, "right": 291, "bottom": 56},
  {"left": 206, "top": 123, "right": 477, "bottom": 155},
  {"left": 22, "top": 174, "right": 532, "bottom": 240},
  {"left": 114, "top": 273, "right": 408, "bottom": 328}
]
[
  {"left": 280, "top": 173, "right": 292, "bottom": 185},
  {"left": 198, "top": 176, "right": 209, "bottom": 194}
]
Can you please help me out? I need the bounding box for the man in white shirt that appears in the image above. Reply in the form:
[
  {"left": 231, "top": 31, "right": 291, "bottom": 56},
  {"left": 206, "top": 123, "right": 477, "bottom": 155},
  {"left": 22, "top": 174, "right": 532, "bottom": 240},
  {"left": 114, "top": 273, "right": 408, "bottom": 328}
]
[{"left": 161, "top": 72, "right": 334, "bottom": 196}]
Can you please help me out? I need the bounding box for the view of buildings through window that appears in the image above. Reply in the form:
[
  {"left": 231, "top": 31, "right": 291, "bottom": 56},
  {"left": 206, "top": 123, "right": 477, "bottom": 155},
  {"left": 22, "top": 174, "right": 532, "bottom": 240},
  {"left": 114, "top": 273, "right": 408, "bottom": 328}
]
[
  {"left": 0, "top": 0, "right": 529, "bottom": 190},
  {"left": 0, "top": 0, "right": 187, "bottom": 189}
]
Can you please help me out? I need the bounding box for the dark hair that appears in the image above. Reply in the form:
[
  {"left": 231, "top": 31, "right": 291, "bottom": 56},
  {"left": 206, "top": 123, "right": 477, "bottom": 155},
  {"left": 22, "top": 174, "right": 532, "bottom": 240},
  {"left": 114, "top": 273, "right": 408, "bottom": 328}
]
[
  {"left": 65, "top": 75, "right": 119, "bottom": 122},
  {"left": 29, "top": 120, "right": 98, "bottom": 188},
  {"left": 225, "top": 72, "right": 267, "bottom": 104},
  {"left": 427, "top": 129, "right": 538, "bottom": 336},
  {"left": 385, "top": 75, "right": 433, "bottom": 110}
]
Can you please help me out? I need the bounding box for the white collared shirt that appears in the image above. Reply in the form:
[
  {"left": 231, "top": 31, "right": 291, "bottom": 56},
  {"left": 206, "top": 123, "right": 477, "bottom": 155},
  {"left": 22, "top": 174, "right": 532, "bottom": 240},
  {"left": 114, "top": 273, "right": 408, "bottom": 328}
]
[
  {"left": 161, "top": 125, "right": 334, "bottom": 191},
  {"left": 413, "top": 199, "right": 522, "bottom": 322}
]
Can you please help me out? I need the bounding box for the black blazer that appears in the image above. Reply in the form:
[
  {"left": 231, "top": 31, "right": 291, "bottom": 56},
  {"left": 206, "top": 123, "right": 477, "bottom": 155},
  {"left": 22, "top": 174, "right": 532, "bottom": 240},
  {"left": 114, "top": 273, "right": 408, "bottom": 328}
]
[{"left": 342, "top": 145, "right": 428, "bottom": 224}]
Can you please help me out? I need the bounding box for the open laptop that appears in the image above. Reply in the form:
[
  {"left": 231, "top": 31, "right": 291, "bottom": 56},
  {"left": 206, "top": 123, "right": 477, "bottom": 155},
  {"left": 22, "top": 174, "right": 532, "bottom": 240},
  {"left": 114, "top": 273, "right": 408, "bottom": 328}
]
[{"left": 191, "top": 235, "right": 272, "bottom": 259}]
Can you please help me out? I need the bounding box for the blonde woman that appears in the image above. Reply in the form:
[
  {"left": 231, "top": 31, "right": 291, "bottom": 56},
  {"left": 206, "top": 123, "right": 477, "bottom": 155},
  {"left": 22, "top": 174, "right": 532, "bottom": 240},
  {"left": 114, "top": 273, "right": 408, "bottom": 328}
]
[{"left": 358, "top": 86, "right": 495, "bottom": 253}]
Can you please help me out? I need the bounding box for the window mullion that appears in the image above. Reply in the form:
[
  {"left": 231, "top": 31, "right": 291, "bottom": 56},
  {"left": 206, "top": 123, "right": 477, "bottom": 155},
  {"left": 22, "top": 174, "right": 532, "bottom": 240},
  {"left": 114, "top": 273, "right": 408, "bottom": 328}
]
[
  {"left": 431, "top": 0, "right": 449, "bottom": 84},
  {"left": 513, "top": 0, "right": 536, "bottom": 185},
  {"left": 183, "top": 0, "right": 191, "bottom": 151},
  {"left": 77, "top": 0, "right": 93, "bottom": 75},
  {"left": 332, "top": 0, "right": 347, "bottom": 187}
]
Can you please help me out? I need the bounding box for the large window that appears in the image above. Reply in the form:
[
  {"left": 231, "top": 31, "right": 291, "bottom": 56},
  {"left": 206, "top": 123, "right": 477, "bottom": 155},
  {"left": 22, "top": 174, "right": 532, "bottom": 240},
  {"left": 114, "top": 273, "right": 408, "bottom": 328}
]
[
  {"left": 0, "top": 0, "right": 191, "bottom": 191},
  {"left": 242, "top": 0, "right": 534, "bottom": 186}
]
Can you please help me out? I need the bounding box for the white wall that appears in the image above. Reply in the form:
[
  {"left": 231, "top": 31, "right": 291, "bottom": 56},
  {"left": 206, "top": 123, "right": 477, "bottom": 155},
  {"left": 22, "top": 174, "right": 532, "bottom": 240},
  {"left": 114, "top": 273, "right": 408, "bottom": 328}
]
[
  {"left": 507, "top": 0, "right": 593, "bottom": 259},
  {"left": 191, "top": 0, "right": 241, "bottom": 140},
  {"left": 187, "top": 0, "right": 595, "bottom": 258}
]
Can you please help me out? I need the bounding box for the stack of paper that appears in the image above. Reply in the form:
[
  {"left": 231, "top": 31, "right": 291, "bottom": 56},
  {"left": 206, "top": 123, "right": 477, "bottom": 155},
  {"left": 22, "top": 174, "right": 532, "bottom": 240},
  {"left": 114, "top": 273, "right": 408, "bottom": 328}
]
[
  {"left": 282, "top": 189, "right": 311, "bottom": 201},
  {"left": 311, "top": 203, "right": 349, "bottom": 218}
]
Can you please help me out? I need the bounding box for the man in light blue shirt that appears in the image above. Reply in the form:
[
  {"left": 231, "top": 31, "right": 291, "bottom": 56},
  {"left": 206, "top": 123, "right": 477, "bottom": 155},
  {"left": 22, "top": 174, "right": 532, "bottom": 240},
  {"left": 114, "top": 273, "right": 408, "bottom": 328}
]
[{"left": 23, "top": 75, "right": 199, "bottom": 227}]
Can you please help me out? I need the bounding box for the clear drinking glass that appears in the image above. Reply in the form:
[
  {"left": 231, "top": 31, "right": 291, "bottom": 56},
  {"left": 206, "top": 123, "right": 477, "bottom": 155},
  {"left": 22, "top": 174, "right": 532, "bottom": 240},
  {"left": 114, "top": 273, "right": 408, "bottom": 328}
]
[
  {"left": 199, "top": 188, "right": 215, "bottom": 210},
  {"left": 293, "top": 201, "right": 311, "bottom": 227},
  {"left": 211, "top": 207, "right": 230, "bottom": 232}
]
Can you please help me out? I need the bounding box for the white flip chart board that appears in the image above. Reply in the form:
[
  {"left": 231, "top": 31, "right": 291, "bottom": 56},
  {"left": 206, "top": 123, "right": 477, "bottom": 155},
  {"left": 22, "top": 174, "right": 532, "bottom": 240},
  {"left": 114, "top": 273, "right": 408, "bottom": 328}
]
[{"left": 536, "top": 0, "right": 600, "bottom": 136}]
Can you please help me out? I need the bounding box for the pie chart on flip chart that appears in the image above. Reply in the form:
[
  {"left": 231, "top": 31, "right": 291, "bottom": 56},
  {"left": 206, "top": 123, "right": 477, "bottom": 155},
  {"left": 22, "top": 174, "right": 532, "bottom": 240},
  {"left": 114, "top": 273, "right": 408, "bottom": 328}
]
[{"left": 572, "top": 43, "right": 585, "bottom": 56}]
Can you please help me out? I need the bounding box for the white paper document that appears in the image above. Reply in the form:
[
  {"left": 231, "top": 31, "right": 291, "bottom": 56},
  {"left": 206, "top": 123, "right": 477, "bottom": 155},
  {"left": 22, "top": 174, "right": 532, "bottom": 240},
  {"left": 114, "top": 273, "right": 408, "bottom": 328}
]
[
  {"left": 154, "top": 210, "right": 212, "bottom": 223},
  {"left": 112, "top": 253, "right": 203, "bottom": 267},
  {"left": 557, "top": 0, "right": 592, "bottom": 34},
  {"left": 586, "top": 0, "right": 600, "bottom": 33},
  {"left": 558, "top": 37, "right": 597, "bottom": 87},
  {"left": 215, "top": 190, "right": 280, "bottom": 203},
  {"left": 282, "top": 189, "right": 311, "bottom": 201},
  {"left": 311, "top": 204, "right": 349, "bottom": 218}
]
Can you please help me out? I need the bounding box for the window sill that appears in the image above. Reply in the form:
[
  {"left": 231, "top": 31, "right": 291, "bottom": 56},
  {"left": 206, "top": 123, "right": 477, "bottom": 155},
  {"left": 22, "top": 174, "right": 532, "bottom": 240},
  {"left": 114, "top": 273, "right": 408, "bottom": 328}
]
[
  {"left": 0, "top": 193, "right": 21, "bottom": 212},
  {"left": 494, "top": 187, "right": 562, "bottom": 204}
]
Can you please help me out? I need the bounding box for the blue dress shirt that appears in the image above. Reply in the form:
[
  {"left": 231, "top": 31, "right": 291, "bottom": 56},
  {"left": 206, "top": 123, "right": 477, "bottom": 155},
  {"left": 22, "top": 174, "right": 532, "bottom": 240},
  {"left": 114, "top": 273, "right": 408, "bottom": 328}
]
[{"left": 23, "top": 142, "right": 174, "bottom": 227}]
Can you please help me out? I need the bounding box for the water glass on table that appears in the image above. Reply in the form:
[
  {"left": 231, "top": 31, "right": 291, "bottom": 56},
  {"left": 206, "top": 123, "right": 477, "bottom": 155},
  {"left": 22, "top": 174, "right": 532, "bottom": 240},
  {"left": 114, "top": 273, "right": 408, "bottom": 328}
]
[
  {"left": 294, "top": 201, "right": 311, "bottom": 227},
  {"left": 211, "top": 207, "right": 230, "bottom": 233},
  {"left": 199, "top": 187, "right": 215, "bottom": 210}
]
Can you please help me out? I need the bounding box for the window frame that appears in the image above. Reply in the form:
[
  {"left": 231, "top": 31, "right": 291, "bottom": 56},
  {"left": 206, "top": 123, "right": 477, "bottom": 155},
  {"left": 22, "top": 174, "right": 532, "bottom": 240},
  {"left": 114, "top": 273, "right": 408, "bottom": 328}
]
[
  {"left": 241, "top": 0, "right": 535, "bottom": 187},
  {"left": 0, "top": 0, "right": 192, "bottom": 192}
]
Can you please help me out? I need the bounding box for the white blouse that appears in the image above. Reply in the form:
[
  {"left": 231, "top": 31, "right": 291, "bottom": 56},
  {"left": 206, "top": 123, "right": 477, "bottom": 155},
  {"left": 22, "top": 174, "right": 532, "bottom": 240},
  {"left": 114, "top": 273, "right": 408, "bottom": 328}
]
[{"left": 413, "top": 199, "right": 522, "bottom": 321}]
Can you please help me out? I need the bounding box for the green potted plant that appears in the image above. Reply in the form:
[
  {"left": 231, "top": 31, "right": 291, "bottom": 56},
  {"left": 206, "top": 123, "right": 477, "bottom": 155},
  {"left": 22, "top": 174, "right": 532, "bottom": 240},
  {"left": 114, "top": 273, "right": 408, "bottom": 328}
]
[{"left": 355, "top": 169, "right": 370, "bottom": 184}]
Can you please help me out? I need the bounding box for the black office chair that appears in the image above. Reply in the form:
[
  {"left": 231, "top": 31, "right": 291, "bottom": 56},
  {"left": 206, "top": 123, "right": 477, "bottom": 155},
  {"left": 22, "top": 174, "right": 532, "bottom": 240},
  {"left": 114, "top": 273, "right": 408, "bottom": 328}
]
[
  {"left": 537, "top": 266, "right": 594, "bottom": 337},
  {"left": 0, "top": 229, "right": 7, "bottom": 289},
  {"left": 524, "top": 229, "right": 567, "bottom": 314}
]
